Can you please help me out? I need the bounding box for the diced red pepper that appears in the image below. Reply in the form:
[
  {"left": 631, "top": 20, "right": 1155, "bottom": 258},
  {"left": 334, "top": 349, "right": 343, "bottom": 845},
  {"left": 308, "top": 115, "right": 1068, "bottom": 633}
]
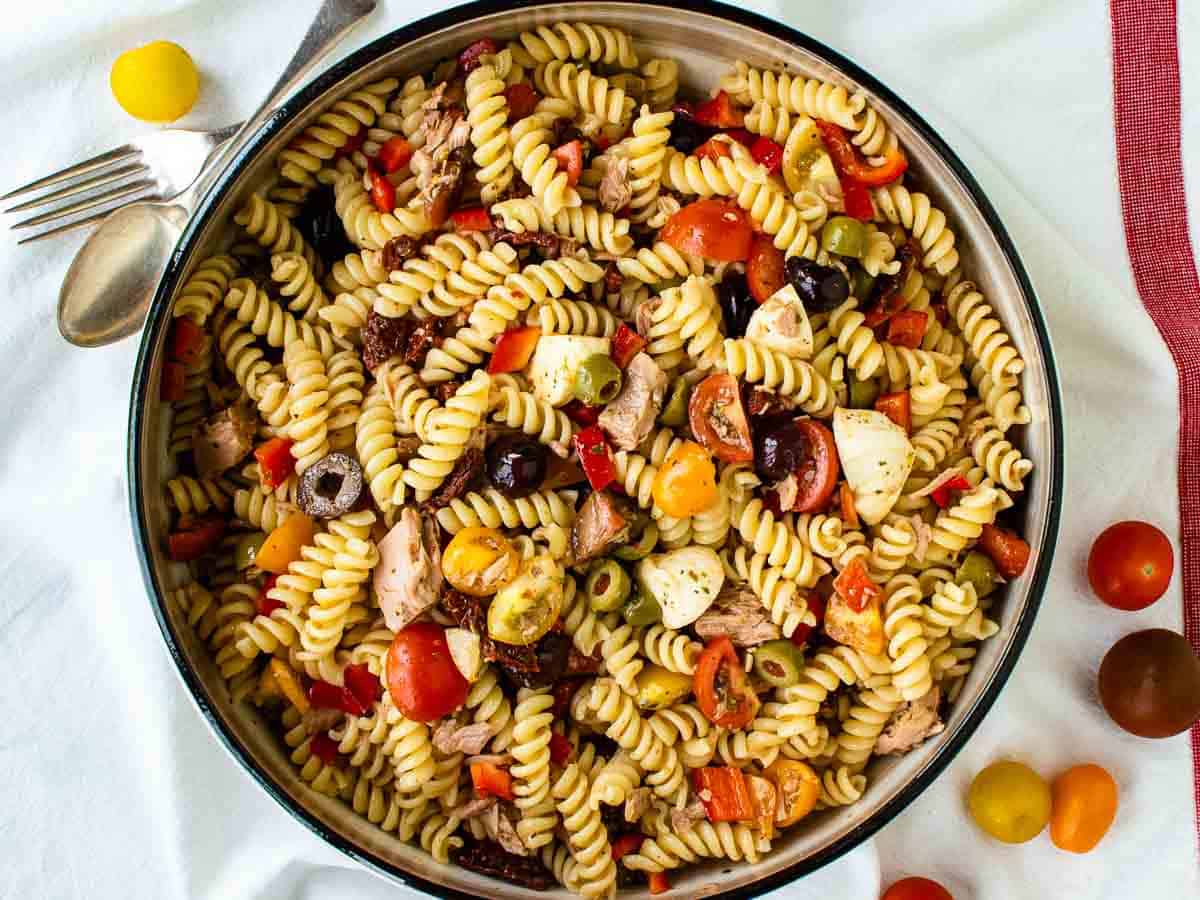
[
  {"left": 450, "top": 206, "right": 493, "bottom": 232},
  {"left": 789, "top": 592, "right": 826, "bottom": 648},
  {"left": 344, "top": 662, "right": 383, "bottom": 709},
  {"left": 886, "top": 310, "right": 928, "bottom": 349},
  {"left": 471, "top": 761, "right": 515, "bottom": 800},
  {"left": 369, "top": 169, "right": 396, "bottom": 213},
  {"left": 332, "top": 126, "right": 367, "bottom": 162},
  {"left": 170, "top": 317, "right": 206, "bottom": 364},
  {"left": 750, "top": 136, "right": 784, "bottom": 174},
  {"left": 548, "top": 732, "right": 574, "bottom": 766},
  {"left": 573, "top": 425, "right": 617, "bottom": 492},
  {"left": 376, "top": 136, "right": 414, "bottom": 174},
  {"left": 839, "top": 172, "right": 875, "bottom": 221},
  {"left": 874, "top": 390, "right": 911, "bottom": 433},
  {"left": 693, "top": 90, "right": 742, "bottom": 128},
  {"left": 694, "top": 137, "right": 732, "bottom": 162},
  {"left": 167, "top": 517, "right": 225, "bottom": 561},
  {"left": 561, "top": 400, "right": 603, "bottom": 427},
  {"left": 979, "top": 523, "right": 1032, "bottom": 578},
  {"left": 648, "top": 872, "right": 671, "bottom": 895},
  {"left": 308, "top": 679, "right": 369, "bottom": 717},
  {"left": 930, "top": 474, "right": 972, "bottom": 509},
  {"left": 160, "top": 362, "right": 186, "bottom": 402},
  {"left": 833, "top": 558, "right": 882, "bottom": 614},
  {"left": 503, "top": 82, "right": 540, "bottom": 121},
  {"left": 487, "top": 325, "right": 541, "bottom": 374},
  {"left": 813, "top": 119, "right": 908, "bottom": 187},
  {"left": 691, "top": 767, "right": 755, "bottom": 822},
  {"left": 254, "top": 437, "right": 295, "bottom": 492},
  {"left": 551, "top": 140, "right": 583, "bottom": 186},
  {"left": 309, "top": 730, "right": 340, "bottom": 765},
  {"left": 458, "top": 38, "right": 498, "bottom": 74},
  {"left": 839, "top": 482, "right": 859, "bottom": 530},
  {"left": 255, "top": 575, "right": 283, "bottom": 617},
  {"left": 611, "top": 323, "right": 648, "bottom": 369},
  {"left": 611, "top": 833, "right": 645, "bottom": 861}
]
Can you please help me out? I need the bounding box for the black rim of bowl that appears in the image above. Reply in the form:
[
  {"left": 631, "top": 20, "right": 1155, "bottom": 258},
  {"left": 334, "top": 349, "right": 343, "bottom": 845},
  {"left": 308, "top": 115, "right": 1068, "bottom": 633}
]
[{"left": 127, "top": 1, "right": 1064, "bottom": 896}]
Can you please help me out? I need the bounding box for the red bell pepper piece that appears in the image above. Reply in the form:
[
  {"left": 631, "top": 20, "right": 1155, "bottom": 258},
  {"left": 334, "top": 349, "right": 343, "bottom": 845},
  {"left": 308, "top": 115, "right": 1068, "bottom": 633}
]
[
  {"left": 813, "top": 118, "right": 908, "bottom": 187},
  {"left": 693, "top": 90, "right": 742, "bottom": 128},
  {"left": 839, "top": 482, "right": 860, "bottom": 530},
  {"left": 833, "top": 558, "right": 882, "bottom": 614},
  {"left": 648, "top": 873, "right": 671, "bottom": 895},
  {"left": 160, "top": 362, "right": 186, "bottom": 402},
  {"left": 691, "top": 767, "right": 754, "bottom": 822},
  {"left": 573, "top": 425, "right": 617, "bottom": 492},
  {"left": 885, "top": 310, "right": 928, "bottom": 349},
  {"left": 376, "top": 136, "right": 414, "bottom": 174},
  {"left": 839, "top": 173, "right": 875, "bottom": 221},
  {"left": 344, "top": 662, "right": 383, "bottom": 709},
  {"left": 548, "top": 732, "right": 573, "bottom": 766},
  {"left": 611, "top": 323, "right": 648, "bottom": 369},
  {"left": 979, "top": 524, "right": 1031, "bottom": 578},
  {"left": 750, "top": 136, "right": 784, "bottom": 174},
  {"left": 170, "top": 317, "right": 206, "bottom": 364},
  {"left": 255, "top": 575, "right": 283, "bottom": 617},
  {"left": 551, "top": 139, "right": 583, "bottom": 186},
  {"left": 694, "top": 137, "right": 732, "bottom": 162},
  {"left": 167, "top": 517, "right": 225, "bottom": 561},
  {"left": 308, "top": 679, "right": 369, "bottom": 717},
  {"left": 930, "top": 474, "right": 972, "bottom": 509},
  {"left": 254, "top": 437, "right": 295, "bottom": 492},
  {"left": 309, "top": 730, "right": 340, "bottom": 765},
  {"left": 450, "top": 206, "right": 493, "bottom": 232},
  {"left": 874, "top": 390, "right": 911, "bottom": 433},
  {"left": 561, "top": 400, "right": 602, "bottom": 427},
  {"left": 471, "top": 761, "right": 515, "bottom": 800},
  {"left": 487, "top": 325, "right": 541, "bottom": 374},
  {"left": 503, "top": 82, "right": 540, "bottom": 121},
  {"left": 458, "top": 38, "right": 498, "bottom": 73},
  {"left": 611, "top": 833, "right": 645, "bottom": 861},
  {"left": 789, "top": 592, "right": 826, "bottom": 648},
  {"left": 369, "top": 169, "right": 395, "bottom": 213},
  {"left": 332, "top": 126, "right": 367, "bottom": 162}
]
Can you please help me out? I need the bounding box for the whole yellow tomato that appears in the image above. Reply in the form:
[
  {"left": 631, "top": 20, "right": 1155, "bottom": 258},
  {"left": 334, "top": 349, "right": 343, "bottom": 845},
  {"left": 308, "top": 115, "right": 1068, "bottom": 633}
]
[
  {"left": 967, "top": 760, "right": 1051, "bottom": 844},
  {"left": 111, "top": 41, "right": 199, "bottom": 122}
]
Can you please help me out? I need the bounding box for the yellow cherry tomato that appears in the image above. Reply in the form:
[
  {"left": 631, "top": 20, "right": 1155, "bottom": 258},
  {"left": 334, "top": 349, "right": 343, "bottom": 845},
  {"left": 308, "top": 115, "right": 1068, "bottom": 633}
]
[
  {"left": 110, "top": 41, "right": 199, "bottom": 122},
  {"left": 967, "top": 760, "right": 1051, "bottom": 844},
  {"left": 651, "top": 440, "right": 717, "bottom": 518},
  {"left": 442, "top": 526, "right": 519, "bottom": 597},
  {"left": 763, "top": 758, "right": 820, "bottom": 826},
  {"left": 1050, "top": 764, "right": 1119, "bottom": 854}
]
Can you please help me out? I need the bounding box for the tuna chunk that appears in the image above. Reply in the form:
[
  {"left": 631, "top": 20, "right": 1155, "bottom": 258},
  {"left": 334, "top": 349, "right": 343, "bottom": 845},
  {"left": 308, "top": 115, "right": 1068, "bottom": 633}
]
[
  {"left": 597, "top": 352, "right": 667, "bottom": 451},
  {"left": 374, "top": 508, "right": 443, "bottom": 631},
  {"left": 570, "top": 490, "right": 631, "bottom": 563},
  {"left": 598, "top": 155, "right": 633, "bottom": 214},
  {"left": 432, "top": 719, "right": 494, "bottom": 755},
  {"left": 693, "top": 584, "right": 781, "bottom": 647},
  {"left": 876, "top": 686, "right": 945, "bottom": 755},
  {"left": 193, "top": 405, "right": 255, "bottom": 477}
]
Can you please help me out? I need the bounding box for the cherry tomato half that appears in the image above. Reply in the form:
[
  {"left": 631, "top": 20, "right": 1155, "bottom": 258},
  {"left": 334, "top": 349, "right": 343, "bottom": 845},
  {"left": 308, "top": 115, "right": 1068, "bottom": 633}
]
[
  {"left": 694, "top": 636, "right": 759, "bottom": 729},
  {"left": 651, "top": 440, "right": 718, "bottom": 518},
  {"left": 1087, "top": 520, "right": 1173, "bottom": 610},
  {"left": 1050, "top": 764, "right": 1118, "bottom": 854},
  {"left": 660, "top": 198, "right": 753, "bottom": 262},
  {"left": 967, "top": 760, "right": 1051, "bottom": 844},
  {"left": 386, "top": 622, "right": 469, "bottom": 722},
  {"left": 881, "top": 877, "right": 954, "bottom": 900},
  {"left": 792, "top": 419, "right": 840, "bottom": 512},
  {"left": 746, "top": 234, "right": 787, "bottom": 303},
  {"left": 688, "top": 373, "right": 753, "bottom": 463}
]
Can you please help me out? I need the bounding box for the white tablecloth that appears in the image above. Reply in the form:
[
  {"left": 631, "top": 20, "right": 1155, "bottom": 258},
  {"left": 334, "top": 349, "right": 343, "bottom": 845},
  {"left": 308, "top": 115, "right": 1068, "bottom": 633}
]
[{"left": 1, "top": 1, "right": 1197, "bottom": 897}]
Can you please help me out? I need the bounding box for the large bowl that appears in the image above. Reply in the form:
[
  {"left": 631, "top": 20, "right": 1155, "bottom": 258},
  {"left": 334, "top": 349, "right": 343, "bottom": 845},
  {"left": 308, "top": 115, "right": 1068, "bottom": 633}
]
[{"left": 128, "top": 1, "right": 1064, "bottom": 896}]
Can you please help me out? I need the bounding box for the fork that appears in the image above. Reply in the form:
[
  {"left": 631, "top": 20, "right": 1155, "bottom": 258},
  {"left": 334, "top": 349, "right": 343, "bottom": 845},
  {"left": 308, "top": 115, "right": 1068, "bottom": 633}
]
[{"left": 1, "top": 123, "right": 241, "bottom": 244}]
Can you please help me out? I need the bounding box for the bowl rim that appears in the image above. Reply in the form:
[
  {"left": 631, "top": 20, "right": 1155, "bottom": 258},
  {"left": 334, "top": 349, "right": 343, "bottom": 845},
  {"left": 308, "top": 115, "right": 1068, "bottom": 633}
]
[{"left": 127, "top": 1, "right": 1064, "bottom": 896}]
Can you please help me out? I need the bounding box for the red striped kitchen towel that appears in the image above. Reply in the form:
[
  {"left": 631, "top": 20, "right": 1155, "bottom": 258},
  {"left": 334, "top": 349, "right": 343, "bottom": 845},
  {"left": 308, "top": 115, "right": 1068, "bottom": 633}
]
[{"left": 1110, "top": 0, "right": 1200, "bottom": 847}]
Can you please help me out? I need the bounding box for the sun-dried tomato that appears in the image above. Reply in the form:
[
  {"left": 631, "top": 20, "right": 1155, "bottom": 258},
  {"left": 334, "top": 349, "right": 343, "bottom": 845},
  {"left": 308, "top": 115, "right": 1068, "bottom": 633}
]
[
  {"left": 423, "top": 447, "right": 484, "bottom": 510},
  {"left": 452, "top": 838, "right": 555, "bottom": 890},
  {"left": 360, "top": 310, "right": 411, "bottom": 372}
]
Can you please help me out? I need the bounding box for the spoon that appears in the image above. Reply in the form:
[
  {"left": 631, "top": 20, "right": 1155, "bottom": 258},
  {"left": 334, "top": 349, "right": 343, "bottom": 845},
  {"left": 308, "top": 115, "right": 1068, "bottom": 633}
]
[{"left": 58, "top": 0, "right": 377, "bottom": 347}]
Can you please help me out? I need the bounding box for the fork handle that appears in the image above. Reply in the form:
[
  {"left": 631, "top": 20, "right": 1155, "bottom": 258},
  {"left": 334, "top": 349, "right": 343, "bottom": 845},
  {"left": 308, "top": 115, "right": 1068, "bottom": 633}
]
[{"left": 191, "top": 0, "right": 377, "bottom": 201}]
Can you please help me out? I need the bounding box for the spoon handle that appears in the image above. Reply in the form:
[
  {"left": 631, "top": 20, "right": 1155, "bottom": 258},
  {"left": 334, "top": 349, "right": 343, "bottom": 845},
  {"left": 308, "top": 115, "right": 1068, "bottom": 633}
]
[{"left": 191, "top": 0, "right": 377, "bottom": 201}]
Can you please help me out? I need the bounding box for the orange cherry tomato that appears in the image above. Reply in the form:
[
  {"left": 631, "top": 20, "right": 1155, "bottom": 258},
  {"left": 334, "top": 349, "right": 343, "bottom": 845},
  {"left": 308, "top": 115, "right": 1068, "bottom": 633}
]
[
  {"left": 386, "top": 622, "right": 469, "bottom": 722},
  {"left": 651, "top": 440, "right": 718, "bottom": 517},
  {"left": 694, "top": 636, "right": 759, "bottom": 729},
  {"left": 979, "top": 524, "right": 1031, "bottom": 579},
  {"left": 1087, "top": 520, "right": 1173, "bottom": 610},
  {"left": 660, "top": 198, "right": 753, "bottom": 262},
  {"left": 256, "top": 512, "right": 316, "bottom": 574},
  {"left": 746, "top": 233, "right": 787, "bottom": 303},
  {"left": 881, "top": 877, "right": 954, "bottom": 900},
  {"left": 1050, "top": 764, "right": 1118, "bottom": 854},
  {"left": 688, "top": 373, "right": 753, "bottom": 463}
]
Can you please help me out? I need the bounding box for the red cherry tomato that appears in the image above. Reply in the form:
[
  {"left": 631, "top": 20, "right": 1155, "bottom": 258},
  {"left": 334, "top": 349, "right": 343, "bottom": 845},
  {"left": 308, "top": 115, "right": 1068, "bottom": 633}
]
[
  {"left": 791, "top": 419, "right": 840, "bottom": 512},
  {"left": 660, "top": 198, "right": 753, "bottom": 262},
  {"left": 749, "top": 136, "right": 784, "bottom": 173},
  {"left": 1087, "top": 520, "right": 1173, "bottom": 610},
  {"left": 167, "top": 517, "right": 225, "bottom": 561},
  {"left": 551, "top": 139, "right": 583, "bottom": 186},
  {"left": 694, "top": 637, "right": 759, "bottom": 729},
  {"left": 875, "top": 390, "right": 911, "bottom": 433},
  {"left": 881, "top": 876, "right": 954, "bottom": 900},
  {"left": 746, "top": 233, "right": 786, "bottom": 303},
  {"left": 503, "top": 82, "right": 540, "bottom": 121},
  {"left": 979, "top": 524, "right": 1031, "bottom": 579},
  {"left": 688, "top": 373, "right": 753, "bottom": 463},
  {"left": 386, "top": 623, "right": 469, "bottom": 722}
]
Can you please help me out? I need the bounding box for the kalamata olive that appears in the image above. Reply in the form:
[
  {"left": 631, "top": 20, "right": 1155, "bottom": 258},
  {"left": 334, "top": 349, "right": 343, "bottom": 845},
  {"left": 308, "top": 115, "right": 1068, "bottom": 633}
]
[
  {"left": 295, "top": 184, "right": 356, "bottom": 267},
  {"left": 297, "top": 452, "right": 364, "bottom": 518},
  {"left": 486, "top": 435, "right": 547, "bottom": 498},
  {"left": 784, "top": 256, "right": 850, "bottom": 312},
  {"left": 667, "top": 104, "right": 718, "bottom": 154},
  {"left": 1097, "top": 628, "right": 1200, "bottom": 738},
  {"left": 717, "top": 272, "right": 756, "bottom": 338},
  {"left": 754, "top": 418, "right": 807, "bottom": 483}
]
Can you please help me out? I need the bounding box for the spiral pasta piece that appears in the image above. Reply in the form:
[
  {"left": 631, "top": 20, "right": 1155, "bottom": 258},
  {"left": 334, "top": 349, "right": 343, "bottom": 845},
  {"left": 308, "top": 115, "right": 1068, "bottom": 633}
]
[
  {"left": 644, "top": 275, "right": 724, "bottom": 372},
  {"left": 597, "top": 622, "right": 644, "bottom": 696},
  {"left": 414, "top": 234, "right": 517, "bottom": 319},
  {"left": 379, "top": 361, "right": 438, "bottom": 441},
  {"left": 298, "top": 510, "right": 377, "bottom": 660},
  {"left": 969, "top": 414, "right": 1034, "bottom": 491},
  {"left": 624, "top": 105, "right": 673, "bottom": 223},
  {"left": 333, "top": 163, "right": 431, "bottom": 251},
  {"left": 647, "top": 704, "right": 717, "bottom": 769},
  {"left": 622, "top": 802, "right": 765, "bottom": 872},
  {"left": 511, "top": 687, "right": 556, "bottom": 849},
  {"left": 550, "top": 763, "right": 617, "bottom": 899},
  {"left": 616, "top": 241, "right": 704, "bottom": 285},
  {"left": 465, "top": 63, "right": 515, "bottom": 203},
  {"left": 433, "top": 487, "right": 577, "bottom": 536},
  {"left": 164, "top": 476, "right": 230, "bottom": 518},
  {"left": 283, "top": 339, "right": 332, "bottom": 475},
  {"left": 276, "top": 78, "right": 396, "bottom": 186},
  {"left": 234, "top": 194, "right": 320, "bottom": 273},
  {"left": 527, "top": 297, "right": 618, "bottom": 337},
  {"left": 223, "top": 278, "right": 339, "bottom": 360},
  {"left": 510, "top": 22, "right": 638, "bottom": 69},
  {"left": 818, "top": 766, "right": 867, "bottom": 807},
  {"left": 173, "top": 253, "right": 239, "bottom": 324},
  {"left": 271, "top": 252, "right": 328, "bottom": 322},
  {"left": 827, "top": 299, "right": 885, "bottom": 380},
  {"left": 401, "top": 372, "right": 490, "bottom": 495},
  {"left": 862, "top": 224, "right": 901, "bottom": 277},
  {"left": 880, "top": 575, "right": 934, "bottom": 701},
  {"left": 721, "top": 338, "right": 834, "bottom": 416},
  {"left": 586, "top": 679, "right": 686, "bottom": 806},
  {"left": 536, "top": 60, "right": 632, "bottom": 124},
  {"left": 355, "top": 380, "right": 407, "bottom": 519},
  {"left": 722, "top": 545, "right": 818, "bottom": 633},
  {"left": 720, "top": 62, "right": 863, "bottom": 130},
  {"left": 325, "top": 349, "right": 365, "bottom": 447},
  {"left": 510, "top": 110, "right": 582, "bottom": 216},
  {"left": 641, "top": 58, "right": 678, "bottom": 110},
  {"left": 927, "top": 482, "right": 1008, "bottom": 561},
  {"left": 922, "top": 578, "right": 979, "bottom": 639},
  {"left": 489, "top": 382, "right": 576, "bottom": 446},
  {"left": 946, "top": 280, "right": 1025, "bottom": 383},
  {"left": 491, "top": 198, "right": 633, "bottom": 255},
  {"left": 587, "top": 751, "right": 641, "bottom": 810},
  {"left": 969, "top": 361, "right": 1030, "bottom": 433},
  {"left": 872, "top": 183, "right": 960, "bottom": 276}
]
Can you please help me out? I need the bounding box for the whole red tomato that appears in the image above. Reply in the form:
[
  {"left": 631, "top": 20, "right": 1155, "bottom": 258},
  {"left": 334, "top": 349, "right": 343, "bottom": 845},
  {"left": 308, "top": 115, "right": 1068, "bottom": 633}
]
[
  {"left": 386, "top": 622, "right": 468, "bottom": 722},
  {"left": 1087, "top": 520, "right": 1173, "bottom": 610},
  {"left": 881, "top": 876, "right": 954, "bottom": 900}
]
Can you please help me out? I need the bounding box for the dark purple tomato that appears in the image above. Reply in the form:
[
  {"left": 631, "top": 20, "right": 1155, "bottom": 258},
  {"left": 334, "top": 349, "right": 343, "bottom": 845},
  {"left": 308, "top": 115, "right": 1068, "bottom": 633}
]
[
  {"left": 486, "top": 435, "right": 548, "bottom": 498},
  {"left": 717, "top": 272, "right": 756, "bottom": 338},
  {"left": 1097, "top": 628, "right": 1200, "bottom": 738}
]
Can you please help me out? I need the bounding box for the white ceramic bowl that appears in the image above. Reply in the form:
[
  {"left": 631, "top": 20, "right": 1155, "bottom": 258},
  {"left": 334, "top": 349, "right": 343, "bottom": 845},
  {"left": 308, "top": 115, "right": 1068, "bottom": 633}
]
[{"left": 128, "top": 2, "right": 1064, "bottom": 896}]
